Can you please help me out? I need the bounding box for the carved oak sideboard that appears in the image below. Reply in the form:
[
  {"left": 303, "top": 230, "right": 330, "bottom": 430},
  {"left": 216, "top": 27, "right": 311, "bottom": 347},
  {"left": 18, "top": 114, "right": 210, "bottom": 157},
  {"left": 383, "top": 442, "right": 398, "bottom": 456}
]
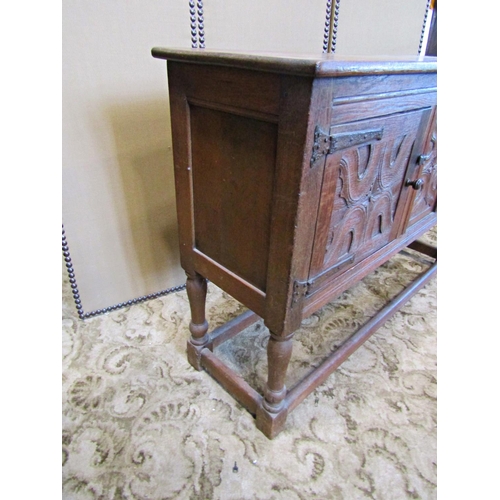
[{"left": 152, "top": 48, "right": 437, "bottom": 439}]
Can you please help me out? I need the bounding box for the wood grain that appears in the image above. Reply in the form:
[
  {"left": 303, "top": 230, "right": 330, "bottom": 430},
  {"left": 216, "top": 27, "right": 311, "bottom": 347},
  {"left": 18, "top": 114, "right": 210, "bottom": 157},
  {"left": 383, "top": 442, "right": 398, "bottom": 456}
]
[
  {"left": 153, "top": 48, "right": 437, "bottom": 78},
  {"left": 156, "top": 49, "right": 437, "bottom": 439}
]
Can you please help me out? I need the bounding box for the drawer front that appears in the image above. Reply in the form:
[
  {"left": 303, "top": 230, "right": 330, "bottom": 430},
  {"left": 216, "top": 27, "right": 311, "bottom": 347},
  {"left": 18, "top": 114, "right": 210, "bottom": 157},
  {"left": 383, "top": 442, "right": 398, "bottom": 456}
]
[{"left": 309, "top": 108, "right": 430, "bottom": 282}]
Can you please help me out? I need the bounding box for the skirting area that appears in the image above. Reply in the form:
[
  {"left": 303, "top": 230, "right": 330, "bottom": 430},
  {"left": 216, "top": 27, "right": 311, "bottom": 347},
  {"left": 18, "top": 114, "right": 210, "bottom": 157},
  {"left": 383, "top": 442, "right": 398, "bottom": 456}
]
[{"left": 62, "top": 229, "right": 437, "bottom": 499}]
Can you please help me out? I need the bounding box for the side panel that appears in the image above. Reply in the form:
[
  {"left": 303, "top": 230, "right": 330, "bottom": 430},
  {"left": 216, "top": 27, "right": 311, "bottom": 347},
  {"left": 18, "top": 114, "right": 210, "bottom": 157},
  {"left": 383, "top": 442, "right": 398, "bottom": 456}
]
[
  {"left": 190, "top": 105, "right": 277, "bottom": 291},
  {"left": 167, "top": 62, "right": 281, "bottom": 315}
]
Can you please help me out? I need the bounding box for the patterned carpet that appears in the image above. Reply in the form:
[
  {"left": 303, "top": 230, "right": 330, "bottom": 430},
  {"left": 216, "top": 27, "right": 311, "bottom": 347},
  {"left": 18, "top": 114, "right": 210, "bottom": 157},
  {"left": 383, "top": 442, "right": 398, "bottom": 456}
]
[{"left": 62, "top": 229, "right": 437, "bottom": 499}]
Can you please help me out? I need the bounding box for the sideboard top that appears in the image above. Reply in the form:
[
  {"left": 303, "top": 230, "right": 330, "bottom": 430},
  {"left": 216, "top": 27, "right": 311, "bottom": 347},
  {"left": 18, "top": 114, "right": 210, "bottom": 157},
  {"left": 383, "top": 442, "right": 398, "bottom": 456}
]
[{"left": 151, "top": 47, "right": 437, "bottom": 77}]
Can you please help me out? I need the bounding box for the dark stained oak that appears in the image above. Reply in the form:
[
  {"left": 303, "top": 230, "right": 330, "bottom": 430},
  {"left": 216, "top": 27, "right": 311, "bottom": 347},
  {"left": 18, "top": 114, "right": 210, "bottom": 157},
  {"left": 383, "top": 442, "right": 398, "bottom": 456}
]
[
  {"left": 153, "top": 48, "right": 437, "bottom": 439},
  {"left": 262, "top": 334, "right": 294, "bottom": 413},
  {"left": 190, "top": 105, "right": 277, "bottom": 292},
  {"left": 152, "top": 47, "right": 437, "bottom": 77}
]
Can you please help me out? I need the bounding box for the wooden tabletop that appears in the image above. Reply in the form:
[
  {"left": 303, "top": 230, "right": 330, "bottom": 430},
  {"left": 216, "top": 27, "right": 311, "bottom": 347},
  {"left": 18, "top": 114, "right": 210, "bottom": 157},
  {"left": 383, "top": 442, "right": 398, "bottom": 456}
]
[{"left": 151, "top": 47, "right": 437, "bottom": 77}]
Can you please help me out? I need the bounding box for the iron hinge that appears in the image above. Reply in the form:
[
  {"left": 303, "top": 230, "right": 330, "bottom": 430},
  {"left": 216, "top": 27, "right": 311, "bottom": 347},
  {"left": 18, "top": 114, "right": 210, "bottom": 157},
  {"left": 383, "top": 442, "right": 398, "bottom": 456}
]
[
  {"left": 310, "top": 125, "right": 384, "bottom": 168},
  {"left": 310, "top": 126, "right": 331, "bottom": 168},
  {"left": 292, "top": 279, "right": 312, "bottom": 306}
]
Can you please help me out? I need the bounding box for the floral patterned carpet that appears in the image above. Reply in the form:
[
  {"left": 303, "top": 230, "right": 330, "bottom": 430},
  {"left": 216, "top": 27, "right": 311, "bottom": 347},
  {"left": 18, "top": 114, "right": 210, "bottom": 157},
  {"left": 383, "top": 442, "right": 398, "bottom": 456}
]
[{"left": 62, "top": 229, "right": 437, "bottom": 500}]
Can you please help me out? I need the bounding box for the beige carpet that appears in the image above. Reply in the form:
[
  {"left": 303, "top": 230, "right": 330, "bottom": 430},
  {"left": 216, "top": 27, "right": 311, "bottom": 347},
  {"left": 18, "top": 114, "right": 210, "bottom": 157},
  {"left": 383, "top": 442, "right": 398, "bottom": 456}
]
[{"left": 62, "top": 229, "right": 437, "bottom": 500}]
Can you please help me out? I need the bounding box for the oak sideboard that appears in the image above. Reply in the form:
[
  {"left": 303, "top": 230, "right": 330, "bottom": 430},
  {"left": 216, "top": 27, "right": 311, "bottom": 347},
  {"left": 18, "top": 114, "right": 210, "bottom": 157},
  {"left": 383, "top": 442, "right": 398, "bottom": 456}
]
[{"left": 152, "top": 48, "right": 437, "bottom": 439}]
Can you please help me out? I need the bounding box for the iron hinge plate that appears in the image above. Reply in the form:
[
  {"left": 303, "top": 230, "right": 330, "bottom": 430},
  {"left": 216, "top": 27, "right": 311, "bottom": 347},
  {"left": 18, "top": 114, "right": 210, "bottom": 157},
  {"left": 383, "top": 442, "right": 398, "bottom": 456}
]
[
  {"left": 292, "top": 279, "right": 311, "bottom": 306},
  {"left": 310, "top": 126, "right": 331, "bottom": 168},
  {"left": 310, "top": 125, "right": 384, "bottom": 167}
]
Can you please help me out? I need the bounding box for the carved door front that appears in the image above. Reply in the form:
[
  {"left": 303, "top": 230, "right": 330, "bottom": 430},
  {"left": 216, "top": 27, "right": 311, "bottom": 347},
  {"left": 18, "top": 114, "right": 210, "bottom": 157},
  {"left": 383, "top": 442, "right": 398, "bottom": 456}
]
[
  {"left": 404, "top": 107, "right": 437, "bottom": 230},
  {"left": 309, "top": 108, "right": 432, "bottom": 281}
]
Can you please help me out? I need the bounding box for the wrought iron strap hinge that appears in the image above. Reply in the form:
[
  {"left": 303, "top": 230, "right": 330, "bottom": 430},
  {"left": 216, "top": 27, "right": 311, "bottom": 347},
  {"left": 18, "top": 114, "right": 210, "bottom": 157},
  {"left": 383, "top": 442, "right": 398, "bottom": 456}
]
[
  {"left": 310, "top": 125, "right": 384, "bottom": 167},
  {"left": 310, "top": 126, "right": 331, "bottom": 168}
]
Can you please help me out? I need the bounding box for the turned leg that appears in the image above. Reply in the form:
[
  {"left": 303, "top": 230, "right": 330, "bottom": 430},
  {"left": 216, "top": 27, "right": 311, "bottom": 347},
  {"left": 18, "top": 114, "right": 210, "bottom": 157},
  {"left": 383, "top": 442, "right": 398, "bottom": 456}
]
[
  {"left": 256, "top": 333, "right": 294, "bottom": 438},
  {"left": 185, "top": 271, "right": 209, "bottom": 370}
]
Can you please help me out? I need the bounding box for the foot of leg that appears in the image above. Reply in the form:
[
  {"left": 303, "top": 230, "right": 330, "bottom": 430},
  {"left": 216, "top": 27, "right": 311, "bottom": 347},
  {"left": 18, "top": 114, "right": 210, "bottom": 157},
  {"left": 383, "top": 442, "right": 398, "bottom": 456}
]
[
  {"left": 262, "top": 334, "right": 293, "bottom": 412},
  {"left": 256, "top": 333, "right": 293, "bottom": 438},
  {"left": 256, "top": 403, "right": 289, "bottom": 439}
]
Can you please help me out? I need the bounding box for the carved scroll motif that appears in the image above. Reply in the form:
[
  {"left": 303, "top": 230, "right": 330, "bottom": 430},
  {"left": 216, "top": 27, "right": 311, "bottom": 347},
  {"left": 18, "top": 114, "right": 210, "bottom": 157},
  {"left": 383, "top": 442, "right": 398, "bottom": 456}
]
[{"left": 323, "top": 132, "right": 416, "bottom": 270}]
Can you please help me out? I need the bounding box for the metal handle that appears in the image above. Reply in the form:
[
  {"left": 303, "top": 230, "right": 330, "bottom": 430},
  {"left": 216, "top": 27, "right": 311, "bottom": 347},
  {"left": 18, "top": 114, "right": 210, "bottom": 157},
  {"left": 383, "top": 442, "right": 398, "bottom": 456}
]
[
  {"left": 418, "top": 131, "right": 437, "bottom": 165},
  {"left": 418, "top": 153, "right": 432, "bottom": 165},
  {"left": 406, "top": 178, "right": 424, "bottom": 190}
]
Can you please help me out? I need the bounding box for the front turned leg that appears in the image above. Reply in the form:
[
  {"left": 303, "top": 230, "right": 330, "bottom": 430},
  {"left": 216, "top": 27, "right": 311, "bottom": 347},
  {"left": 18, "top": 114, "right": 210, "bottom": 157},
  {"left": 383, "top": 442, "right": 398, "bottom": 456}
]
[
  {"left": 256, "top": 333, "right": 294, "bottom": 439},
  {"left": 186, "top": 271, "right": 209, "bottom": 370}
]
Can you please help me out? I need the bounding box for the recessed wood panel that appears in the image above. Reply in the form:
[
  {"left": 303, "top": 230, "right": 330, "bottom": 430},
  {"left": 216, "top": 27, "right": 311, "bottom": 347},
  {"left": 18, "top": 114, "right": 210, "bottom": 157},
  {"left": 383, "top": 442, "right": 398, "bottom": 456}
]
[{"left": 190, "top": 105, "right": 277, "bottom": 291}]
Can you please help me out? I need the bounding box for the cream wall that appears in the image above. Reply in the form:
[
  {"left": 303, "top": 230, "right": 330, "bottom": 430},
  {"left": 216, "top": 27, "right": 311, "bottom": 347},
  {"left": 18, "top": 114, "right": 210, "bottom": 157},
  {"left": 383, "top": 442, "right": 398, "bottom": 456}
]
[
  {"left": 63, "top": 0, "right": 430, "bottom": 314},
  {"left": 202, "top": 0, "right": 327, "bottom": 52},
  {"left": 62, "top": 1, "right": 189, "bottom": 311},
  {"left": 336, "top": 0, "right": 429, "bottom": 55}
]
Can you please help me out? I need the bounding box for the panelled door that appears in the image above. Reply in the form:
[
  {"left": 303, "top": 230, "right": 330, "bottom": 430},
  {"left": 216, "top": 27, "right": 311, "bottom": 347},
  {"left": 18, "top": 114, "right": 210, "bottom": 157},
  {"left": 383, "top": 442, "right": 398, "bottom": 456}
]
[
  {"left": 309, "top": 107, "right": 432, "bottom": 282},
  {"left": 404, "top": 107, "right": 437, "bottom": 230}
]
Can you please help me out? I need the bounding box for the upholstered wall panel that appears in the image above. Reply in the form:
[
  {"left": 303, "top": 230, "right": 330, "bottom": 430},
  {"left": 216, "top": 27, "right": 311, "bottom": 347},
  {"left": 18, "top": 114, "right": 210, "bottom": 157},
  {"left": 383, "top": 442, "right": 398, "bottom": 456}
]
[{"left": 336, "top": 0, "right": 429, "bottom": 56}]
